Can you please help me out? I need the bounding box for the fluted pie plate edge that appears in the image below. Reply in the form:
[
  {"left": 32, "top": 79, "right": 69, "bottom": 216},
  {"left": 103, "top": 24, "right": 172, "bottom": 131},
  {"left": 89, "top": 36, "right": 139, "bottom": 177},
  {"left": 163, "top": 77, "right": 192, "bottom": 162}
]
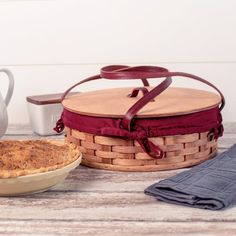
[
  {"left": 0, "top": 154, "right": 82, "bottom": 196},
  {"left": 0, "top": 140, "right": 82, "bottom": 196}
]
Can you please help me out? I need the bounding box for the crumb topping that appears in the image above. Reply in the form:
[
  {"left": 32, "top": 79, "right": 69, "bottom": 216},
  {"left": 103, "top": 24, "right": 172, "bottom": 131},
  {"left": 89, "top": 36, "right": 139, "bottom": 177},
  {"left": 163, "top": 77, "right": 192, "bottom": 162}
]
[{"left": 0, "top": 140, "right": 80, "bottom": 178}]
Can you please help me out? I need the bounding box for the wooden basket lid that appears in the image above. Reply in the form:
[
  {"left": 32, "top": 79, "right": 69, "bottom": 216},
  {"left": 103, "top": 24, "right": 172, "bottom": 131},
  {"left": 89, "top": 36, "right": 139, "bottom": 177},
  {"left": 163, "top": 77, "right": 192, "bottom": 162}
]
[{"left": 62, "top": 87, "right": 221, "bottom": 118}]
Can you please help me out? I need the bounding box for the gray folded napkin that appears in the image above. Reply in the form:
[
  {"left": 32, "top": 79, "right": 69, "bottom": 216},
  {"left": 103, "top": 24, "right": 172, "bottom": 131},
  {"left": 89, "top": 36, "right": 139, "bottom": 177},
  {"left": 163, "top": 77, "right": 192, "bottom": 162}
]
[{"left": 145, "top": 144, "right": 236, "bottom": 210}]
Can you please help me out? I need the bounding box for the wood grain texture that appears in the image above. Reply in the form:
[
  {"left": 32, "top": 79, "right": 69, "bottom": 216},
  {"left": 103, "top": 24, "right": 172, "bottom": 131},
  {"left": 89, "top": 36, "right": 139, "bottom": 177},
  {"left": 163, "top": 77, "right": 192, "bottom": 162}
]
[
  {"left": 1, "top": 124, "right": 236, "bottom": 235},
  {"left": 0, "top": 221, "right": 236, "bottom": 236},
  {"left": 67, "top": 127, "right": 218, "bottom": 172},
  {"left": 0, "top": 1, "right": 235, "bottom": 65},
  {"left": 4, "top": 64, "right": 236, "bottom": 124},
  {"left": 62, "top": 87, "right": 221, "bottom": 117}
]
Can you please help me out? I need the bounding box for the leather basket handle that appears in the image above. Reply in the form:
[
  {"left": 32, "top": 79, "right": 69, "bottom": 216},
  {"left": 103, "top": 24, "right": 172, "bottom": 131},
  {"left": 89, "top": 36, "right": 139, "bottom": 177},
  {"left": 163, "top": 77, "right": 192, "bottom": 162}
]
[
  {"left": 122, "top": 77, "right": 172, "bottom": 130},
  {"left": 61, "top": 65, "right": 168, "bottom": 101},
  {"left": 61, "top": 65, "right": 225, "bottom": 132},
  {"left": 100, "top": 66, "right": 225, "bottom": 131}
]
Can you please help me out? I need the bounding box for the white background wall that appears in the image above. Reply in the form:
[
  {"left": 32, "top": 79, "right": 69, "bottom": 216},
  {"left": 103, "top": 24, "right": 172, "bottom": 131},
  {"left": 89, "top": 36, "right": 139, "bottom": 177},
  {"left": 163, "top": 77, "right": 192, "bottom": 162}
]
[{"left": 0, "top": 0, "right": 235, "bottom": 124}]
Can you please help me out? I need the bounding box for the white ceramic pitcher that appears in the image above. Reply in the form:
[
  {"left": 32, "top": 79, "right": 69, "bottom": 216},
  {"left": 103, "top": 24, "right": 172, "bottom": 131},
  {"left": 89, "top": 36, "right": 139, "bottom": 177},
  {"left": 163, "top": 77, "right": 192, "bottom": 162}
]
[{"left": 0, "top": 69, "right": 14, "bottom": 138}]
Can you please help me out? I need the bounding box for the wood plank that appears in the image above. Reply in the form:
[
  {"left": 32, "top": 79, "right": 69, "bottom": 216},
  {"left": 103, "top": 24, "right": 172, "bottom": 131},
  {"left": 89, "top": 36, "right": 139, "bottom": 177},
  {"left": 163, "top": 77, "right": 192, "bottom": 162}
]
[
  {"left": 51, "top": 167, "right": 203, "bottom": 192},
  {"left": 0, "top": 150, "right": 234, "bottom": 223},
  {"left": 222, "top": 122, "right": 236, "bottom": 133},
  {"left": 4, "top": 134, "right": 233, "bottom": 150},
  {"left": 0, "top": 1, "right": 235, "bottom": 65},
  {"left": 4, "top": 63, "right": 236, "bottom": 124},
  {"left": 0, "top": 221, "right": 235, "bottom": 236},
  {"left": 6, "top": 123, "right": 236, "bottom": 135},
  {"left": 1, "top": 191, "right": 236, "bottom": 222},
  {"left": 3, "top": 132, "right": 235, "bottom": 149},
  {"left": 1, "top": 124, "right": 236, "bottom": 236},
  {"left": 5, "top": 123, "right": 236, "bottom": 146},
  {"left": 218, "top": 133, "right": 236, "bottom": 149},
  {"left": 3, "top": 134, "right": 64, "bottom": 140},
  {"left": 6, "top": 124, "right": 33, "bottom": 135}
]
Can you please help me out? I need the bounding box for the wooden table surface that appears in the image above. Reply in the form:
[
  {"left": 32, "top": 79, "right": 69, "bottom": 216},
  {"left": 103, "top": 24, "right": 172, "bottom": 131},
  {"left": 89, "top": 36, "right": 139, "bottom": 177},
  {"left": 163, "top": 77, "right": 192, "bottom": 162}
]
[{"left": 1, "top": 124, "right": 236, "bottom": 236}]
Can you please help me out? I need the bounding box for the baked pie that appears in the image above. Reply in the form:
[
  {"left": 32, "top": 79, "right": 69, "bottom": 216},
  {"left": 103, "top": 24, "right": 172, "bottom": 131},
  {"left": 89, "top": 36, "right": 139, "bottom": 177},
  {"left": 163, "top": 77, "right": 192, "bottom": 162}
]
[{"left": 0, "top": 140, "right": 81, "bottom": 179}]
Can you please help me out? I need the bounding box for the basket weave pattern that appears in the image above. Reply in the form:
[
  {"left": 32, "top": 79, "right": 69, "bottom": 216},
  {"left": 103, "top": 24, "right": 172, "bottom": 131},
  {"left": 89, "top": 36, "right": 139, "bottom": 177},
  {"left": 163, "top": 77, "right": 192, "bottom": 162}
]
[{"left": 65, "top": 127, "right": 217, "bottom": 171}]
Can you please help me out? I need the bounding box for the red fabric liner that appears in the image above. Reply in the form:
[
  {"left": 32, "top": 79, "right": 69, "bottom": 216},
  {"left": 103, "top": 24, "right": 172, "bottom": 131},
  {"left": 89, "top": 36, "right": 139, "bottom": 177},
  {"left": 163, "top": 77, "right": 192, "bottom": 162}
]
[
  {"left": 59, "top": 107, "right": 223, "bottom": 158},
  {"left": 62, "top": 107, "right": 223, "bottom": 137}
]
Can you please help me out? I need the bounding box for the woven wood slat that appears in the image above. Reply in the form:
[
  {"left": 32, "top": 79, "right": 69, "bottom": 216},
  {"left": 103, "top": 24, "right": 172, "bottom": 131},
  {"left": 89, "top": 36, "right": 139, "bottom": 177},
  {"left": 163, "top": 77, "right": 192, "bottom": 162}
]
[
  {"left": 81, "top": 151, "right": 216, "bottom": 172},
  {"left": 95, "top": 150, "right": 134, "bottom": 159},
  {"left": 112, "top": 145, "right": 143, "bottom": 153},
  {"left": 165, "top": 133, "right": 200, "bottom": 145},
  {"left": 95, "top": 136, "right": 133, "bottom": 146},
  {"left": 71, "top": 130, "right": 86, "bottom": 140},
  {"left": 65, "top": 127, "right": 218, "bottom": 172},
  {"left": 156, "top": 155, "right": 185, "bottom": 165},
  {"left": 185, "top": 148, "right": 213, "bottom": 160},
  {"left": 135, "top": 153, "right": 156, "bottom": 160},
  {"left": 159, "top": 144, "right": 184, "bottom": 152},
  {"left": 185, "top": 138, "right": 208, "bottom": 148}
]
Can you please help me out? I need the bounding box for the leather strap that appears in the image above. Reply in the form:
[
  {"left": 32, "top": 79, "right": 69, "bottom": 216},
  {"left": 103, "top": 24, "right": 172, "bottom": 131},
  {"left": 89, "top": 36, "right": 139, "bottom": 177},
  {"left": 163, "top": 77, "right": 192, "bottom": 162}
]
[
  {"left": 58, "top": 65, "right": 225, "bottom": 159},
  {"left": 61, "top": 65, "right": 225, "bottom": 132},
  {"left": 100, "top": 65, "right": 150, "bottom": 86},
  {"left": 101, "top": 66, "right": 225, "bottom": 111},
  {"left": 122, "top": 77, "right": 172, "bottom": 130},
  {"left": 129, "top": 87, "right": 150, "bottom": 97},
  {"left": 100, "top": 65, "right": 169, "bottom": 79},
  {"left": 61, "top": 66, "right": 151, "bottom": 101},
  {"left": 61, "top": 74, "right": 101, "bottom": 101},
  {"left": 100, "top": 65, "right": 225, "bottom": 130},
  {"left": 61, "top": 65, "right": 168, "bottom": 102}
]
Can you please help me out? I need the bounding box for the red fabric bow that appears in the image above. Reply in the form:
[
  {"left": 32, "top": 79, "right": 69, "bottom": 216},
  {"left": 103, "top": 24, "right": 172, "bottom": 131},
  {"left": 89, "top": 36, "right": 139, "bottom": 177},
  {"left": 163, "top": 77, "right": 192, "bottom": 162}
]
[
  {"left": 100, "top": 126, "right": 164, "bottom": 158},
  {"left": 54, "top": 107, "right": 223, "bottom": 159}
]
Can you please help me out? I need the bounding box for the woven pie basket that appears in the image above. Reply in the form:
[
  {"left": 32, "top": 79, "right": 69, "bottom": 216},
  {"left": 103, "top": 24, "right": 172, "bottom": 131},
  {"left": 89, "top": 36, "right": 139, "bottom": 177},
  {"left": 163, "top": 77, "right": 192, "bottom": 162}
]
[{"left": 55, "top": 65, "right": 225, "bottom": 172}]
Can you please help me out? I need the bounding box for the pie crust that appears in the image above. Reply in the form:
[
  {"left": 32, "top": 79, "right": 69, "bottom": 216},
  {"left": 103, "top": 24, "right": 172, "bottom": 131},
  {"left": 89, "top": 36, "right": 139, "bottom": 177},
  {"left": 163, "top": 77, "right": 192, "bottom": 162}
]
[{"left": 0, "top": 140, "right": 81, "bottom": 179}]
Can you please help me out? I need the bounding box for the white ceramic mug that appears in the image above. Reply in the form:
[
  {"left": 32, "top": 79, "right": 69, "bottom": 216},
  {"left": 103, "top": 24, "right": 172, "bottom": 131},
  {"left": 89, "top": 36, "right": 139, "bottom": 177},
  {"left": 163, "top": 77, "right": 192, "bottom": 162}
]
[{"left": 0, "top": 69, "right": 14, "bottom": 138}]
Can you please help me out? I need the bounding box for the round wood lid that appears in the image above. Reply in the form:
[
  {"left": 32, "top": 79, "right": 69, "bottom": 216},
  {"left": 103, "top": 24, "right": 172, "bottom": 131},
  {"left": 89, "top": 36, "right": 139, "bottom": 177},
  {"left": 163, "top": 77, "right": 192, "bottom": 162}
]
[{"left": 62, "top": 87, "right": 221, "bottom": 118}]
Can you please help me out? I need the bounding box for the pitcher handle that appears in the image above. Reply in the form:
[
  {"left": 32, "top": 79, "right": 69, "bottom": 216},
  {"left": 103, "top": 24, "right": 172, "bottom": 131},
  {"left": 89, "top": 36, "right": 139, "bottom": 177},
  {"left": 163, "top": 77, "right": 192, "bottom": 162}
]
[{"left": 0, "top": 69, "right": 14, "bottom": 106}]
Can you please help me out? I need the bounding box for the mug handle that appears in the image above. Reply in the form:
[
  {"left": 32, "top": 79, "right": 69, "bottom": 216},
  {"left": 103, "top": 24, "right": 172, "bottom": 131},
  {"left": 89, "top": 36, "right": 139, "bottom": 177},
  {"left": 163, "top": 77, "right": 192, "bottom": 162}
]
[{"left": 0, "top": 69, "right": 14, "bottom": 106}]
